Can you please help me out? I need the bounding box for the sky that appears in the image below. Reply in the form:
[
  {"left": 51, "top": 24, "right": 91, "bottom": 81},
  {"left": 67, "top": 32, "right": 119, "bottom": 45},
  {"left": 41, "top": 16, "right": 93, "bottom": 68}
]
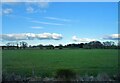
[{"left": 1, "top": 2, "right": 119, "bottom": 46}]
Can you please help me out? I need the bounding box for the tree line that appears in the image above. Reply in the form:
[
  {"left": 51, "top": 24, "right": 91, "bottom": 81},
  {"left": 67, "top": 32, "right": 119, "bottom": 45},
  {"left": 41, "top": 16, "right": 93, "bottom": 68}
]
[{"left": 1, "top": 40, "right": 120, "bottom": 50}]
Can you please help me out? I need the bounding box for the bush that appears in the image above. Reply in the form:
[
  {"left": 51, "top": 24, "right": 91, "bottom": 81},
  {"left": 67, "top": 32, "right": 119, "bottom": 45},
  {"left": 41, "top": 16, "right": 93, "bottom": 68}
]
[{"left": 55, "top": 69, "right": 76, "bottom": 80}]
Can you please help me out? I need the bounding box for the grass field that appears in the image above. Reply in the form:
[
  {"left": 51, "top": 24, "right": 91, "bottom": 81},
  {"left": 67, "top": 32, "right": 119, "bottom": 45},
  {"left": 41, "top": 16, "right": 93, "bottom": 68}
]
[{"left": 2, "top": 49, "right": 118, "bottom": 77}]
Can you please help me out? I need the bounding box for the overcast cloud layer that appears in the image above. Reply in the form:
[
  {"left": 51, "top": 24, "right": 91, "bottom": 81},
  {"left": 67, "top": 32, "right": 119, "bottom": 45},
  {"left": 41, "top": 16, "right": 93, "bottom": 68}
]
[{"left": 0, "top": 33, "right": 63, "bottom": 41}]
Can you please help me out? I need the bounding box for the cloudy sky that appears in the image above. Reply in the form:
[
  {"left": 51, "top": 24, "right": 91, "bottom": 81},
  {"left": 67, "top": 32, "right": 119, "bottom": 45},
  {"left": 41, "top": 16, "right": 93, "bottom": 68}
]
[{"left": 1, "top": 1, "right": 119, "bottom": 46}]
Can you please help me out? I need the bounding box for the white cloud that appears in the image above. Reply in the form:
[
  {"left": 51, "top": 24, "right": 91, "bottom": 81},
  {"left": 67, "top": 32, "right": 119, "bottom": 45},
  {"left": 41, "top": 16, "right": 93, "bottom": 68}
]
[
  {"left": 45, "top": 17, "right": 71, "bottom": 22},
  {"left": 1, "top": 33, "right": 63, "bottom": 41},
  {"left": 2, "top": 0, "right": 18, "bottom": 2},
  {"left": 25, "top": 33, "right": 36, "bottom": 40},
  {"left": 26, "top": 6, "right": 35, "bottom": 13},
  {"left": 1, "top": 34, "right": 28, "bottom": 41},
  {"left": 37, "top": 1, "right": 49, "bottom": 8},
  {"left": 25, "top": 1, "right": 49, "bottom": 13},
  {"left": 72, "top": 36, "right": 96, "bottom": 42},
  {"left": 31, "top": 20, "right": 64, "bottom": 26},
  {"left": 36, "top": 33, "right": 62, "bottom": 40},
  {"left": 31, "top": 26, "right": 43, "bottom": 29},
  {"left": 3, "top": 8, "right": 13, "bottom": 14},
  {"left": 26, "top": 0, "right": 50, "bottom": 3},
  {"left": 2, "top": 0, "right": 50, "bottom": 2},
  {"left": 52, "top": 33, "right": 63, "bottom": 40},
  {"left": 102, "top": 34, "right": 120, "bottom": 40},
  {"left": 2, "top": 0, "right": 49, "bottom": 14},
  {"left": 2, "top": 0, "right": 119, "bottom": 2},
  {"left": 36, "top": 33, "right": 52, "bottom": 39}
]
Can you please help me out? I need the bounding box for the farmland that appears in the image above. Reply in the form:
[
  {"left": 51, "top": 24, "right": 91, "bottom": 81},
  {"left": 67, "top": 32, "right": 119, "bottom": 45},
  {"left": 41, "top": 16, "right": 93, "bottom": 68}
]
[{"left": 2, "top": 49, "right": 118, "bottom": 77}]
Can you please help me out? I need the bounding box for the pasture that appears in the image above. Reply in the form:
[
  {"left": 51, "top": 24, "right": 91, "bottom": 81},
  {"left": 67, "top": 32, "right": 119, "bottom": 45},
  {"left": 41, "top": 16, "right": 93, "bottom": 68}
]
[{"left": 2, "top": 49, "right": 118, "bottom": 77}]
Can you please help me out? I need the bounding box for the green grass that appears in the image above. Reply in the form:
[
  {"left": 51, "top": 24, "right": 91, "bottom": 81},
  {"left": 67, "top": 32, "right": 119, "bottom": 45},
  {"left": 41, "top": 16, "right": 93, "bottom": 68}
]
[{"left": 2, "top": 49, "right": 118, "bottom": 77}]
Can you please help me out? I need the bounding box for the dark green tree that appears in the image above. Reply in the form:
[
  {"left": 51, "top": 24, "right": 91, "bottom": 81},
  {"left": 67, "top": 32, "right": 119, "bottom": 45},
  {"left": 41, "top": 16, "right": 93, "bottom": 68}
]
[
  {"left": 20, "top": 41, "right": 28, "bottom": 49},
  {"left": 59, "top": 44, "right": 63, "bottom": 49}
]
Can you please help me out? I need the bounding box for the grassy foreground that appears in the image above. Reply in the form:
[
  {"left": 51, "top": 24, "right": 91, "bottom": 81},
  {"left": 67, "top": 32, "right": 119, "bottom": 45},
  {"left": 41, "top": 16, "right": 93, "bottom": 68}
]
[{"left": 2, "top": 49, "right": 118, "bottom": 77}]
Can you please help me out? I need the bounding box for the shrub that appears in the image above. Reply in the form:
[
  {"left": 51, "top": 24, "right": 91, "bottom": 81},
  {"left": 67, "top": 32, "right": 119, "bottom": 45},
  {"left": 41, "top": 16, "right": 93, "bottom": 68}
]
[{"left": 55, "top": 69, "right": 76, "bottom": 80}]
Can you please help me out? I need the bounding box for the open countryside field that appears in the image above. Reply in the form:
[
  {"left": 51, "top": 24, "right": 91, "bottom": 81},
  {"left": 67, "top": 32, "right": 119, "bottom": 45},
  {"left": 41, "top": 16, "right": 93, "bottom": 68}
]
[{"left": 2, "top": 49, "right": 118, "bottom": 77}]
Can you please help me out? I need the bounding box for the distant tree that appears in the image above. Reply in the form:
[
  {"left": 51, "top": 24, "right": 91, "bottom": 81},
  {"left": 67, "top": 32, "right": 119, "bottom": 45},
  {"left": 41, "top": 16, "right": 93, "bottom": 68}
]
[
  {"left": 103, "top": 41, "right": 115, "bottom": 46},
  {"left": 83, "top": 43, "right": 90, "bottom": 49},
  {"left": 6, "top": 43, "right": 11, "bottom": 49},
  {"left": 38, "top": 44, "right": 43, "bottom": 49},
  {"left": 89, "top": 41, "right": 103, "bottom": 49},
  {"left": 16, "top": 42, "right": 19, "bottom": 49},
  {"left": 29, "top": 45, "right": 32, "bottom": 48},
  {"left": 49, "top": 45, "right": 54, "bottom": 49},
  {"left": 103, "top": 41, "right": 116, "bottom": 49},
  {"left": 83, "top": 41, "right": 103, "bottom": 49},
  {"left": 6, "top": 42, "right": 16, "bottom": 49},
  {"left": 78, "top": 43, "right": 84, "bottom": 48},
  {"left": 20, "top": 41, "right": 28, "bottom": 49},
  {"left": 66, "top": 44, "right": 71, "bottom": 48},
  {"left": 66, "top": 44, "right": 75, "bottom": 48},
  {"left": 59, "top": 44, "right": 63, "bottom": 49},
  {"left": 45, "top": 45, "right": 54, "bottom": 49}
]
